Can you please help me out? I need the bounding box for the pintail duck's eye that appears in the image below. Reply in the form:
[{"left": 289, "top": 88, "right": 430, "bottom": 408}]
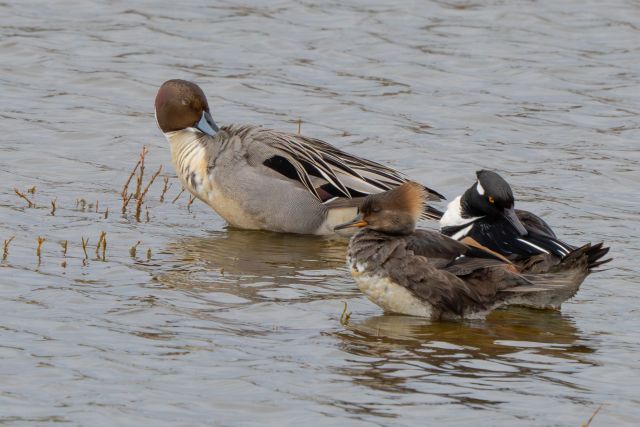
[{"left": 488, "top": 196, "right": 495, "bottom": 204}]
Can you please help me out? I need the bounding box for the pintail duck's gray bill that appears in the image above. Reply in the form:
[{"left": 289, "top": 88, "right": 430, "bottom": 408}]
[
  {"left": 195, "top": 111, "right": 219, "bottom": 136},
  {"left": 334, "top": 213, "right": 368, "bottom": 231},
  {"left": 504, "top": 206, "right": 527, "bottom": 235}
]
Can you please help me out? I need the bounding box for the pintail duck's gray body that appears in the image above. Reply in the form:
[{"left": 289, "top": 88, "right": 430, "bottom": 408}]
[{"left": 156, "top": 80, "right": 444, "bottom": 235}]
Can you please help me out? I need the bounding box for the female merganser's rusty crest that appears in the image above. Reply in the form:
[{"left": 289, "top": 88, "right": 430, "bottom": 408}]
[
  {"left": 154, "top": 79, "right": 444, "bottom": 235},
  {"left": 336, "top": 182, "right": 603, "bottom": 319}
]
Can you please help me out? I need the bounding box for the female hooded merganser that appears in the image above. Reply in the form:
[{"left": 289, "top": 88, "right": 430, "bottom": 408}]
[
  {"left": 440, "top": 170, "right": 610, "bottom": 273},
  {"left": 335, "top": 182, "right": 595, "bottom": 319},
  {"left": 154, "top": 79, "right": 444, "bottom": 235}
]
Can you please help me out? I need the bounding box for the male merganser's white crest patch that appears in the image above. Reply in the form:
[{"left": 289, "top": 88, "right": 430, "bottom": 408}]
[
  {"left": 440, "top": 196, "right": 483, "bottom": 229},
  {"left": 476, "top": 181, "right": 485, "bottom": 195}
]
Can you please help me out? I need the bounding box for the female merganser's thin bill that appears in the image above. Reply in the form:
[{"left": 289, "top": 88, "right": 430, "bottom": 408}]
[
  {"left": 440, "top": 170, "right": 611, "bottom": 273},
  {"left": 335, "top": 182, "right": 604, "bottom": 319},
  {"left": 154, "top": 79, "right": 444, "bottom": 235}
]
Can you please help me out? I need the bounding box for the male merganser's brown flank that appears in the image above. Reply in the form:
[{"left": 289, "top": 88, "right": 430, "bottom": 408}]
[
  {"left": 337, "top": 182, "right": 602, "bottom": 319},
  {"left": 154, "top": 79, "right": 444, "bottom": 235}
]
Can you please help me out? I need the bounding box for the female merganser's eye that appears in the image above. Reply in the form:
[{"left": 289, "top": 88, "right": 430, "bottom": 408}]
[{"left": 488, "top": 196, "right": 495, "bottom": 204}]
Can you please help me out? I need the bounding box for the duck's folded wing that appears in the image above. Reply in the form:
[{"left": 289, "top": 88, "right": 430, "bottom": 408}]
[
  {"left": 516, "top": 209, "right": 556, "bottom": 238},
  {"left": 404, "top": 230, "right": 469, "bottom": 260},
  {"left": 404, "top": 230, "right": 511, "bottom": 264},
  {"left": 255, "top": 129, "right": 445, "bottom": 205},
  {"left": 386, "top": 251, "right": 529, "bottom": 317}
]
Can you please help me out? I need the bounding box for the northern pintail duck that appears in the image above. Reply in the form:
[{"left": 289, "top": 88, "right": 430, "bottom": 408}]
[
  {"left": 154, "top": 79, "right": 444, "bottom": 235},
  {"left": 335, "top": 182, "right": 602, "bottom": 319},
  {"left": 440, "top": 170, "right": 610, "bottom": 273}
]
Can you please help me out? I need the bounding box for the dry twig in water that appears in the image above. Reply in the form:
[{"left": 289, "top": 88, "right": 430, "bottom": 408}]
[
  {"left": 135, "top": 165, "right": 162, "bottom": 222},
  {"left": 172, "top": 187, "right": 185, "bottom": 204},
  {"left": 50, "top": 199, "right": 57, "bottom": 216},
  {"left": 134, "top": 146, "right": 149, "bottom": 200},
  {"left": 340, "top": 301, "right": 352, "bottom": 325},
  {"left": 36, "top": 236, "right": 45, "bottom": 260},
  {"left": 582, "top": 404, "right": 603, "bottom": 427},
  {"left": 187, "top": 195, "right": 195, "bottom": 212},
  {"left": 96, "top": 232, "right": 106, "bottom": 258},
  {"left": 121, "top": 147, "right": 145, "bottom": 214},
  {"left": 104, "top": 208, "right": 109, "bottom": 219},
  {"left": 61, "top": 240, "right": 68, "bottom": 257},
  {"left": 146, "top": 248, "right": 152, "bottom": 262},
  {"left": 3, "top": 236, "right": 15, "bottom": 261},
  {"left": 129, "top": 241, "right": 141, "bottom": 258},
  {"left": 14, "top": 188, "right": 35, "bottom": 208},
  {"left": 160, "top": 176, "right": 170, "bottom": 203},
  {"left": 81, "top": 237, "right": 89, "bottom": 260}
]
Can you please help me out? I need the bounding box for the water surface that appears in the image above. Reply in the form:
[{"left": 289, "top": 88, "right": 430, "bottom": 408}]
[{"left": 1, "top": 1, "right": 639, "bottom": 425}]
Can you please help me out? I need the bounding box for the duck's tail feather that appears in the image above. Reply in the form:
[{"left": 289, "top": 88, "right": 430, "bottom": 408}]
[
  {"left": 553, "top": 242, "right": 611, "bottom": 272},
  {"left": 420, "top": 184, "right": 446, "bottom": 202},
  {"left": 582, "top": 242, "right": 611, "bottom": 270},
  {"left": 422, "top": 204, "right": 444, "bottom": 221}
]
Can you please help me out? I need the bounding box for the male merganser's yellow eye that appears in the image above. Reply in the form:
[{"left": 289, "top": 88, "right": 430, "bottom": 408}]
[{"left": 488, "top": 196, "right": 495, "bottom": 204}]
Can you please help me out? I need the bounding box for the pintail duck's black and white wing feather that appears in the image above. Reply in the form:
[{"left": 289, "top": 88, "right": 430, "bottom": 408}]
[{"left": 244, "top": 127, "right": 444, "bottom": 219}]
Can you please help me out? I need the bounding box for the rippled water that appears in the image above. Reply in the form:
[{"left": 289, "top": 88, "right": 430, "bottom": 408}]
[{"left": 1, "top": 1, "right": 639, "bottom": 425}]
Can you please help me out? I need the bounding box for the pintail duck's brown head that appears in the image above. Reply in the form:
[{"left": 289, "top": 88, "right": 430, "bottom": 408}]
[
  {"left": 335, "top": 182, "right": 425, "bottom": 235},
  {"left": 155, "top": 79, "right": 219, "bottom": 135}
]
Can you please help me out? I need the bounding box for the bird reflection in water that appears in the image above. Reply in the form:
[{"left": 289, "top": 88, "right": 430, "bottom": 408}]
[
  {"left": 333, "top": 308, "right": 594, "bottom": 407},
  {"left": 155, "top": 228, "right": 353, "bottom": 304}
]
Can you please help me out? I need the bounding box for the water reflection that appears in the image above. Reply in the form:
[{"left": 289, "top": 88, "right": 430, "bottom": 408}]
[
  {"left": 334, "top": 308, "right": 594, "bottom": 403},
  {"left": 155, "top": 228, "right": 352, "bottom": 303}
]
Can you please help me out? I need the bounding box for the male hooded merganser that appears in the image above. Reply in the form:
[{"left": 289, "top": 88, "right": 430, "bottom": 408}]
[
  {"left": 154, "top": 79, "right": 444, "bottom": 235},
  {"left": 440, "top": 170, "right": 610, "bottom": 273},
  {"left": 335, "top": 182, "right": 595, "bottom": 319}
]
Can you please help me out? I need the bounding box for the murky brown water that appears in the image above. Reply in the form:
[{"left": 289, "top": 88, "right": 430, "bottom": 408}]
[{"left": 1, "top": 1, "right": 639, "bottom": 425}]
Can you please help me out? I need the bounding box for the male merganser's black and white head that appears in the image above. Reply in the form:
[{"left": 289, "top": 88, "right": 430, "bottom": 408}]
[
  {"left": 441, "top": 170, "right": 527, "bottom": 239},
  {"left": 155, "top": 79, "right": 218, "bottom": 136}
]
